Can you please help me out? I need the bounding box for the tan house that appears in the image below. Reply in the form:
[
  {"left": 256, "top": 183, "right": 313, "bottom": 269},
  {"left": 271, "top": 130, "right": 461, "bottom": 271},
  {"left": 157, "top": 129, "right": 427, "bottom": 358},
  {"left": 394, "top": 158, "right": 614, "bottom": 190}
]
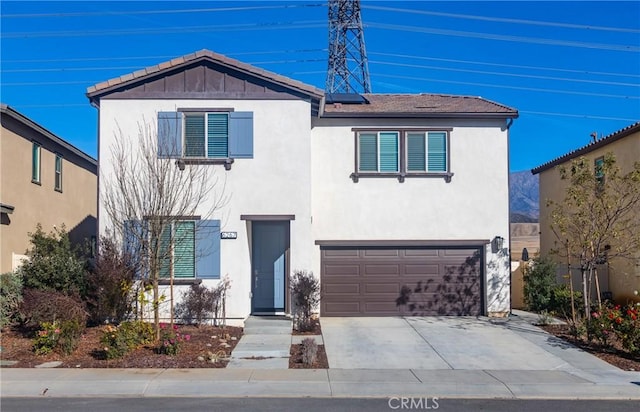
[
  {"left": 532, "top": 121, "right": 640, "bottom": 304},
  {"left": 0, "top": 104, "right": 97, "bottom": 273}
]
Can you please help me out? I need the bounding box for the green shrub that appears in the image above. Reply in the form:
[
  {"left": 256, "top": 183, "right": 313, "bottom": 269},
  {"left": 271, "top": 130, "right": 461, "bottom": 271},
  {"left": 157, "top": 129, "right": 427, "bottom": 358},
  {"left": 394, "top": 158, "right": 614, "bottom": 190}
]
[
  {"left": 549, "top": 284, "right": 583, "bottom": 318},
  {"left": 100, "top": 321, "right": 154, "bottom": 359},
  {"left": 0, "top": 271, "right": 23, "bottom": 329},
  {"left": 32, "top": 319, "right": 84, "bottom": 355},
  {"left": 290, "top": 270, "right": 320, "bottom": 332},
  {"left": 85, "top": 235, "right": 136, "bottom": 325},
  {"left": 20, "top": 289, "right": 88, "bottom": 328},
  {"left": 523, "top": 256, "right": 557, "bottom": 312},
  {"left": 19, "top": 224, "right": 88, "bottom": 296}
]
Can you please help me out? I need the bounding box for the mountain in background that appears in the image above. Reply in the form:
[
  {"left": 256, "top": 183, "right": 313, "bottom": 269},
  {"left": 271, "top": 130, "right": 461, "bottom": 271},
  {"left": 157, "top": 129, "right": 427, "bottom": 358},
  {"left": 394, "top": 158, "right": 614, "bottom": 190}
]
[{"left": 510, "top": 170, "right": 539, "bottom": 222}]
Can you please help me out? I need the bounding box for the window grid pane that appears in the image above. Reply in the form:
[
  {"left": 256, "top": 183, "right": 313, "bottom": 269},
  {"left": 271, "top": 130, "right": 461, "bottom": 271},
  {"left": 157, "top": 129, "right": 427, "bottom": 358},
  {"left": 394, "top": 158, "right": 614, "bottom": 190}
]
[
  {"left": 207, "top": 113, "right": 228, "bottom": 158},
  {"left": 427, "top": 132, "right": 447, "bottom": 172},
  {"left": 184, "top": 114, "right": 205, "bottom": 157},
  {"left": 32, "top": 143, "right": 40, "bottom": 182},
  {"left": 379, "top": 132, "right": 399, "bottom": 172},
  {"left": 407, "top": 133, "right": 426, "bottom": 171},
  {"left": 174, "top": 221, "right": 195, "bottom": 278},
  {"left": 358, "top": 133, "right": 378, "bottom": 171},
  {"left": 55, "top": 155, "right": 62, "bottom": 191}
]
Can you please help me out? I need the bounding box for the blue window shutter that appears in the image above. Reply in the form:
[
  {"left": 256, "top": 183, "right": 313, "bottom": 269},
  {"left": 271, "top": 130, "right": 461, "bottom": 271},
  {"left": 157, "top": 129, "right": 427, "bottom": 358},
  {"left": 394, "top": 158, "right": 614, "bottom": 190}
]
[
  {"left": 196, "top": 220, "right": 221, "bottom": 279},
  {"left": 157, "top": 112, "right": 182, "bottom": 158},
  {"left": 184, "top": 114, "right": 205, "bottom": 157},
  {"left": 174, "top": 221, "right": 195, "bottom": 278},
  {"left": 207, "top": 113, "right": 228, "bottom": 158},
  {"left": 229, "top": 111, "right": 254, "bottom": 158},
  {"left": 407, "top": 133, "right": 426, "bottom": 172},
  {"left": 379, "top": 132, "right": 399, "bottom": 172},
  {"left": 428, "top": 132, "right": 447, "bottom": 172},
  {"left": 359, "top": 133, "right": 377, "bottom": 171}
]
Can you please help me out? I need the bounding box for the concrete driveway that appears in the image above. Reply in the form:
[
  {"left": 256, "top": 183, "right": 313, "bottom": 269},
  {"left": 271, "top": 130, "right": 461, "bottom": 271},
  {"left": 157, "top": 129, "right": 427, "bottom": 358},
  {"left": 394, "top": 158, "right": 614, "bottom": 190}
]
[{"left": 320, "top": 315, "right": 615, "bottom": 371}]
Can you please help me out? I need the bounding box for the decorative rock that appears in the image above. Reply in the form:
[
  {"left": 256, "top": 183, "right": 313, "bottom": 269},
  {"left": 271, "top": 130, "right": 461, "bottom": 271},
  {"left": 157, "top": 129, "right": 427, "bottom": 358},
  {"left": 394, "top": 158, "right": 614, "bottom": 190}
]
[
  {"left": 197, "top": 356, "right": 205, "bottom": 362},
  {"left": 206, "top": 343, "right": 212, "bottom": 347},
  {"left": 230, "top": 337, "right": 237, "bottom": 341}
]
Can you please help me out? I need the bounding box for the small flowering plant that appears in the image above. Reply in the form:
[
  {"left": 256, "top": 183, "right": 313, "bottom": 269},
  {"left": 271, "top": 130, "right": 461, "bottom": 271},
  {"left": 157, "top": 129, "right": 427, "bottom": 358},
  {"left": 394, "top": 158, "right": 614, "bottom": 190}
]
[
  {"left": 157, "top": 323, "right": 191, "bottom": 356},
  {"left": 32, "top": 321, "right": 62, "bottom": 355}
]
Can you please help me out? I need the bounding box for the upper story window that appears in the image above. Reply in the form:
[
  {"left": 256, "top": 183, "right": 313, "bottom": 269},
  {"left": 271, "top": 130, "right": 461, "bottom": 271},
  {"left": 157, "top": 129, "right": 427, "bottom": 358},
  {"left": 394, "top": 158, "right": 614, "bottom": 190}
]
[
  {"left": 31, "top": 142, "right": 41, "bottom": 184},
  {"left": 353, "top": 129, "right": 452, "bottom": 183},
  {"left": 594, "top": 156, "right": 605, "bottom": 187},
  {"left": 54, "top": 155, "right": 63, "bottom": 192},
  {"left": 157, "top": 110, "right": 254, "bottom": 168}
]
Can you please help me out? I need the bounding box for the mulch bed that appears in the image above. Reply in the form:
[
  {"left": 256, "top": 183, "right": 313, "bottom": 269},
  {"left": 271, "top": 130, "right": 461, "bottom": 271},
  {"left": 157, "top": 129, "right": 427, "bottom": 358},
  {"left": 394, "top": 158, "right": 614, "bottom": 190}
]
[
  {"left": 289, "top": 318, "right": 328, "bottom": 368},
  {"left": 0, "top": 324, "right": 242, "bottom": 368},
  {"left": 540, "top": 324, "right": 640, "bottom": 371}
]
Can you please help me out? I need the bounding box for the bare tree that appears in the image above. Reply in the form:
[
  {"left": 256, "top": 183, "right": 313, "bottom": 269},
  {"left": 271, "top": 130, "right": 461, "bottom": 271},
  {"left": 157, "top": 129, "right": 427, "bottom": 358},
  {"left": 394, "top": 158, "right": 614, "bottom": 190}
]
[
  {"left": 547, "top": 153, "right": 640, "bottom": 318},
  {"left": 102, "top": 118, "right": 227, "bottom": 339}
]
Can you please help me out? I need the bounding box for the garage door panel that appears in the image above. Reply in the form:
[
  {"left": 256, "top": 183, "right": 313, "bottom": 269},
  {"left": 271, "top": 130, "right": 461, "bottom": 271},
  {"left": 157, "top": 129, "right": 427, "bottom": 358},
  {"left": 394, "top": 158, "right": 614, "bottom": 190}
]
[
  {"left": 363, "top": 264, "right": 399, "bottom": 276},
  {"left": 363, "top": 249, "right": 401, "bottom": 257},
  {"left": 321, "top": 246, "right": 483, "bottom": 317},
  {"left": 324, "top": 264, "right": 360, "bottom": 277}
]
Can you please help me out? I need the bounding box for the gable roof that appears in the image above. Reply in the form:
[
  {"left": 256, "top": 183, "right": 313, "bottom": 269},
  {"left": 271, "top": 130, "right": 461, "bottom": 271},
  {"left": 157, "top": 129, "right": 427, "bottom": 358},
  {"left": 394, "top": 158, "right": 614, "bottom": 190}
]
[
  {"left": 320, "top": 93, "right": 518, "bottom": 119},
  {"left": 86, "top": 49, "right": 324, "bottom": 103},
  {"left": 531, "top": 121, "right": 640, "bottom": 175}
]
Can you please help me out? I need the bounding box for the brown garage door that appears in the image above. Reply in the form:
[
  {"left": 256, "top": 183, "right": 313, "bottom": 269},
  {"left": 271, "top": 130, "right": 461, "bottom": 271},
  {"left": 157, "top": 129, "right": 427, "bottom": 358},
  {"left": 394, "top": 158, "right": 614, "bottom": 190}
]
[{"left": 320, "top": 246, "right": 483, "bottom": 316}]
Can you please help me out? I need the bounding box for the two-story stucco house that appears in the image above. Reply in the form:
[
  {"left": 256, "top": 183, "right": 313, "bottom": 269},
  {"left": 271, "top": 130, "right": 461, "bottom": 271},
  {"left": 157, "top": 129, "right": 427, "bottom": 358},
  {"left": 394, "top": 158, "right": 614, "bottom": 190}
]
[
  {"left": 87, "top": 50, "right": 517, "bottom": 323},
  {"left": 0, "top": 104, "right": 97, "bottom": 273},
  {"left": 532, "top": 122, "right": 640, "bottom": 304}
]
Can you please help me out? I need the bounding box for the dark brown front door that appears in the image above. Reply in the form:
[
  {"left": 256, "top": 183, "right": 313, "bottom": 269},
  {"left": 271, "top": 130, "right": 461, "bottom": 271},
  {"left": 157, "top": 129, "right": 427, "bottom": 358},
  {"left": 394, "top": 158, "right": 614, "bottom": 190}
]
[{"left": 320, "top": 246, "right": 483, "bottom": 316}]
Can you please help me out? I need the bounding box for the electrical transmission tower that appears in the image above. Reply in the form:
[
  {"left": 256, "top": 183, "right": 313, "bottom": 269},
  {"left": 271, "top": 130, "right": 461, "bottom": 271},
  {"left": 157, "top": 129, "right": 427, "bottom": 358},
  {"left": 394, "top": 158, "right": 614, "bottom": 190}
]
[{"left": 326, "top": 0, "right": 371, "bottom": 94}]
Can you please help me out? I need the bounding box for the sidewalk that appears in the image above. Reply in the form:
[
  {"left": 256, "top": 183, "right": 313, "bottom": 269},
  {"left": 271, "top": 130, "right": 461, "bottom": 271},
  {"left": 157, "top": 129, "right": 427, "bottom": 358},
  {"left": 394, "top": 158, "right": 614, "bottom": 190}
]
[{"left": 1, "top": 367, "right": 639, "bottom": 399}]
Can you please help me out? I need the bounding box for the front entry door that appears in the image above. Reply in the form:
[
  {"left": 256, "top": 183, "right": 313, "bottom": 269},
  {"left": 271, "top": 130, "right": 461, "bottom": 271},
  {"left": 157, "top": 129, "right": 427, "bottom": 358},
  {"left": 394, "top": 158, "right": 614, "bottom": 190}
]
[{"left": 251, "top": 221, "right": 288, "bottom": 313}]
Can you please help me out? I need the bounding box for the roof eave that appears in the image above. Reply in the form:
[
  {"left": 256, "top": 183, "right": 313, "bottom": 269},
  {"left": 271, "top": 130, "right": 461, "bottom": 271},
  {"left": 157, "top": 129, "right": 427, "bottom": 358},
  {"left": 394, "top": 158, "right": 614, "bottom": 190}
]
[
  {"left": 320, "top": 111, "right": 519, "bottom": 119},
  {"left": 0, "top": 104, "right": 97, "bottom": 167},
  {"left": 531, "top": 121, "right": 640, "bottom": 175}
]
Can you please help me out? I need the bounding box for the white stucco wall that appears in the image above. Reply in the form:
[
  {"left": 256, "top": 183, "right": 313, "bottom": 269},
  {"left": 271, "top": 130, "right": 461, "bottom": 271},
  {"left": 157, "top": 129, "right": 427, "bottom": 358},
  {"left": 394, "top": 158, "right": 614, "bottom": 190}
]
[
  {"left": 310, "top": 117, "right": 512, "bottom": 314},
  {"left": 98, "top": 98, "right": 314, "bottom": 323}
]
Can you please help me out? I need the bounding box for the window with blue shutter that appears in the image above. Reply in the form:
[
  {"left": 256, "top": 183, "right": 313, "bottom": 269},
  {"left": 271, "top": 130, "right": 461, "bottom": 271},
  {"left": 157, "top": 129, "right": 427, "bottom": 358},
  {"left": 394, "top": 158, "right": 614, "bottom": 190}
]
[
  {"left": 195, "top": 220, "right": 221, "bottom": 279},
  {"left": 427, "top": 132, "right": 447, "bottom": 172},
  {"left": 158, "top": 111, "right": 253, "bottom": 161},
  {"left": 159, "top": 224, "right": 172, "bottom": 278},
  {"left": 123, "top": 220, "right": 148, "bottom": 279},
  {"left": 174, "top": 221, "right": 195, "bottom": 278},
  {"left": 157, "top": 112, "right": 182, "bottom": 158},
  {"left": 229, "top": 112, "right": 254, "bottom": 158}
]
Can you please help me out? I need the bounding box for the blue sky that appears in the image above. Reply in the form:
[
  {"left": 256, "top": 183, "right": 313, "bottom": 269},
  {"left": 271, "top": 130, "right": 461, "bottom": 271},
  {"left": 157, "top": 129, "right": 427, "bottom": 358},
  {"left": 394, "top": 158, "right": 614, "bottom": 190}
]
[{"left": 1, "top": 1, "right": 639, "bottom": 172}]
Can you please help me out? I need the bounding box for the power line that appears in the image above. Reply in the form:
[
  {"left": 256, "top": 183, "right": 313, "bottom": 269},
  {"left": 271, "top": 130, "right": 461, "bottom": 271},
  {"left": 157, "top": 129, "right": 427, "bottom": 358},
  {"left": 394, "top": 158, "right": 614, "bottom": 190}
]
[
  {"left": 1, "top": 4, "right": 325, "bottom": 18},
  {"left": 369, "top": 60, "right": 640, "bottom": 87},
  {"left": 369, "top": 52, "right": 640, "bottom": 79},
  {"left": 519, "top": 111, "right": 639, "bottom": 122},
  {"left": 363, "top": 5, "right": 640, "bottom": 34},
  {"left": 1, "top": 21, "right": 327, "bottom": 38},
  {"left": 367, "top": 22, "right": 640, "bottom": 52},
  {"left": 374, "top": 73, "right": 640, "bottom": 100}
]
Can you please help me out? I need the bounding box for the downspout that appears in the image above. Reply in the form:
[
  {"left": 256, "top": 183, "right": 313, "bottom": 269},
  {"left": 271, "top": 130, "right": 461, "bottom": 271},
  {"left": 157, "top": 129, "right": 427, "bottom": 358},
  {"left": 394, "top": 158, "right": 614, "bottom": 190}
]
[{"left": 506, "top": 116, "right": 514, "bottom": 316}]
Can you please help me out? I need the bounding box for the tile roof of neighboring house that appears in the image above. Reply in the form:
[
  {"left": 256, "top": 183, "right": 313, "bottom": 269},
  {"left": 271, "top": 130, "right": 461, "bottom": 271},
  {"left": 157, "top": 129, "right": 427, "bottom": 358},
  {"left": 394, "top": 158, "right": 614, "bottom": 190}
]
[
  {"left": 0, "top": 104, "right": 97, "bottom": 168},
  {"left": 86, "top": 49, "right": 324, "bottom": 100},
  {"left": 531, "top": 121, "right": 640, "bottom": 175},
  {"left": 321, "top": 93, "right": 519, "bottom": 118}
]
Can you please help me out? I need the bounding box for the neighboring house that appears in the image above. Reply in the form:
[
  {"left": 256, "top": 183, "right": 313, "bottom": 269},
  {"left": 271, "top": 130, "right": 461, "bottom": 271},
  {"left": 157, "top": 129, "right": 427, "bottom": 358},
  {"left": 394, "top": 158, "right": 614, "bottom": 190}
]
[
  {"left": 86, "top": 50, "right": 517, "bottom": 323},
  {"left": 0, "top": 104, "right": 97, "bottom": 273},
  {"left": 532, "top": 122, "right": 640, "bottom": 304}
]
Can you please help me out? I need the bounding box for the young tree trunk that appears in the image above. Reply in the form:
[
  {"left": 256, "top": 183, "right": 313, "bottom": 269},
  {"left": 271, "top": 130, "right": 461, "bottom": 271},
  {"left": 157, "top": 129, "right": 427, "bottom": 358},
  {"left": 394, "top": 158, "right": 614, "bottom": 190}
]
[
  {"left": 153, "top": 281, "right": 160, "bottom": 341},
  {"left": 594, "top": 267, "right": 602, "bottom": 310},
  {"left": 582, "top": 265, "right": 589, "bottom": 319}
]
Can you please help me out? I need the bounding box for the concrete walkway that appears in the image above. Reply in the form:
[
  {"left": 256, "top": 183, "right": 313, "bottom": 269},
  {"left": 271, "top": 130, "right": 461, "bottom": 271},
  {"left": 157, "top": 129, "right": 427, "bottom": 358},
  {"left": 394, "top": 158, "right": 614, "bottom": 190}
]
[
  {"left": 226, "top": 316, "right": 293, "bottom": 369},
  {"left": 2, "top": 367, "right": 638, "bottom": 399}
]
